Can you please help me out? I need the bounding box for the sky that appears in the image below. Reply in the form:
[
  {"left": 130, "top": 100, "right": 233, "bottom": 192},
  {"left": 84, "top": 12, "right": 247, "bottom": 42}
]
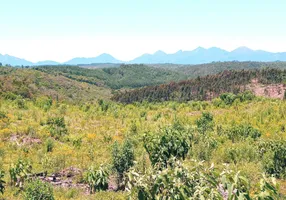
[{"left": 0, "top": 0, "right": 286, "bottom": 62}]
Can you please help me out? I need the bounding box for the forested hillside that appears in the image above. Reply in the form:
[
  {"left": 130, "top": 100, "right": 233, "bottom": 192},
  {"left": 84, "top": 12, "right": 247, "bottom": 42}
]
[
  {"left": 113, "top": 68, "right": 286, "bottom": 103},
  {"left": 35, "top": 65, "right": 184, "bottom": 89}
]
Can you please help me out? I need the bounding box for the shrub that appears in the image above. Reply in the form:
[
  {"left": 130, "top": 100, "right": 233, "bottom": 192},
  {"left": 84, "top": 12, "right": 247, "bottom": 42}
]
[
  {"left": 16, "top": 98, "right": 27, "bottom": 109},
  {"left": 225, "top": 124, "right": 261, "bottom": 143},
  {"left": 85, "top": 165, "right": 109, "bottom": 193},
  {"left": 47, "top": 117, "right": 68, "bottom": 139},
  {"left": 24, "top": 179, "right": 54, "bottom": 200},
  {"left": 112, "top": 139, "right": 134, "bottom": 183},
  {"left": 0, "top": 170, "right": 5, "bottom": 194},
  {"left": 220, "top": 93, "right": 237, "bottom": 105},
  {"left": 144, "top": 123, "right": 192, "bottom": 167},
  {"left": 45, "top": 138, "right": 54, "bottom": 152},
  {"left": 3, "top": 92, "right": 18, "bottom": 100},
  {"left": 196, "top": 112, "right": 214, "bottom": 134},
  {"left": 125, "top": 160, "right": 278, "bottom": 200},
  {"left": 192, "top": 136, "right": 217, "bottom": 161},
  {"left": 0, "top": 111, "right": 7, "bottom": 119},
  {"left": 260, "top": 141, "right": 286, "bottom": 178},
  {"left": 9, "top": 159, "right": 32, "bottom": 187},
  {"left": 223, "top": 143, "right": 258, "bottom": 164}
]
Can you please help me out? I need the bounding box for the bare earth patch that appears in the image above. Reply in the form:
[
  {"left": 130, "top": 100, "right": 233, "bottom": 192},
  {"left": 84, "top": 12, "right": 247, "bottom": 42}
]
[{"left": 247, "top": 79, "right": 286, "bottom": 100}]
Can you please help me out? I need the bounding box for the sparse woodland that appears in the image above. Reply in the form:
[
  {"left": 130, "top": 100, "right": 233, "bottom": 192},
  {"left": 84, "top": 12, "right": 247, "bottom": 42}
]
[{"left": 1, "top": 63, "right": 286, "bottom": 199}]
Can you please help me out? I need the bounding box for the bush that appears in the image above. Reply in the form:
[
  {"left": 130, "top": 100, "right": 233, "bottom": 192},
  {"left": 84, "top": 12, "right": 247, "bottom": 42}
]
[
  {"left": 45, "top": 138, "right": 54, "bottom": 152},
  {"left": 3, "top": 92, "right": 18, "bottom": 100},
  {"left": 112, "top": 139, "right": 134, "bottom": 183},
  {"left": 192, "top": 136, "right": 217, "bottom": 161},
  {"left": 0, "top": 170, "right": 5, "bottom": 194},
  {"left": 9, "top": 159, "right": 32, "bottom": 187},
  {"left": 225, "top": 124, "right": 261, "bottom": 143},
  {"left": 16, "top": 98, "right": 27, "bottom": 109},
  {"left": 196, "top": 112, "right": 214, "bottom": 134},
  {"left": 125, "top": 160, "right": 279, "bottom": 200},
  {"left": 220, "top": 93, "right": 237, "bottom": 105},
  {"left": 0, "top": 111, "right": 7, "bottom": 119},
  {"left": 260, "top": 141, "right": 286, "bottom": 178},
  {"left": 85, "top": 165, "right": 109, "bottom": 193},
  {"left": 24, "top": 179, "right": 54, "bottom": 200},
  {"left": 47, "top": 117, "right": 68, "bottom": 139},
  {"left": 223, "top": 143, "right": 258, "bottom": 164},
  {"left": 144, "top": 122, "right": 192, "bottom": 167}
]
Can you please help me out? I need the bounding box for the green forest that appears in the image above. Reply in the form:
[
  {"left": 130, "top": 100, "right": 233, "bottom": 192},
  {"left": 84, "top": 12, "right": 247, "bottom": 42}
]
[{"left": 1, "top": 63, "right": 286, "bottom": 199}]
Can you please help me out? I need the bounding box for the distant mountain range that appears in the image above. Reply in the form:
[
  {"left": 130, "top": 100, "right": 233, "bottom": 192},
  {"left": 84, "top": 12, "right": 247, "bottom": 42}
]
[{"left": 1, "top": 47, "right": 286, "bottom": 66}]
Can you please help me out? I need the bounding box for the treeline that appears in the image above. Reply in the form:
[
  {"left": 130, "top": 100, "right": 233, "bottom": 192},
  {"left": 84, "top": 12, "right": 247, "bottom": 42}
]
[
  {"left": 35, "top": 65, "right": 184, "bottom": 89},
  {"left": 113, "top": 68, "right": 286, "bottom": 103}
]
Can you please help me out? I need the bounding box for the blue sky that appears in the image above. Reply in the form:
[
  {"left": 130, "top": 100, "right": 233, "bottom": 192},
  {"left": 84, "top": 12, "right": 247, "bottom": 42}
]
[{"left": 0, "top": 0, "right": 285, "bottom": 62}]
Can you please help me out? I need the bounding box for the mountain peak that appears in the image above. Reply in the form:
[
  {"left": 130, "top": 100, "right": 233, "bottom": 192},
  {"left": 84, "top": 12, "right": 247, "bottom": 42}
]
[
  {"left": 193, "top": 47, "right": 206, "bottom": 52},
  {"left": 154, "top": 50, "right": 166, "bottom": 55},
  {"left": 232, "top": 46, "right": 254, "bottom": 53}
]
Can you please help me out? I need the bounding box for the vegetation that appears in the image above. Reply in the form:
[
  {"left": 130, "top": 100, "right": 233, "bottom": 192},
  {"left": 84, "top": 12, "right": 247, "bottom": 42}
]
[
  {"left": 35, "top": 65, "right": 183, "bottom": 89},
  {"left": 24, "top": 179, "right": 54, "bottom": 200},
  {"left": 113, "top": 68, "right": 286, "bottom": 103},
  {"left": 1, "top": 65, "right": 286, "bottom": 199},
  {"left": 85, "top": 166, "right": 109, "bottom": 193}
]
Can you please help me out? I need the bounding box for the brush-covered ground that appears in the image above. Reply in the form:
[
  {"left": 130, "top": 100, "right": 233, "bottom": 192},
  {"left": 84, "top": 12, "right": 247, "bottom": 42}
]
[
  {"left": 1, "top": 65, "right": 286, "bottom": 199},
  {"left": 1, "top": 93, "right": 286, "bottom": 199}
]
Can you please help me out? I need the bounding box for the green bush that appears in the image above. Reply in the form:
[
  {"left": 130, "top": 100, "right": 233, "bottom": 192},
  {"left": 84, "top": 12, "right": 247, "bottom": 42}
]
[
  {"left": 9, "top": 159, "right": 32, "bottom": 187},
  {"left": 85, "top": 165, "right": 109, "bottom": 193},
  {"left": 24, "top": 179, "right": 54, "bottom": 200},
  {"left": 45, "top": 138, "right": 54, "bottom": 152},
  {"left": 47, "top": 117, "right": 68, "bottom": 139},
  {"left": 112, "top": 139, "right": 134, "bottom": 182},
  {"left": 225, "top": 124, "right": 261, "bottom": 143},
  {"left": 192, "top": 136, "right": 217, "bottom": 161},
  {"left": 16, "top": 98, "right": 27, "bottom": 109},
  {"left": 3, "top": 92, "right": 18, "bottom": 100},
  {"left": 196, "top": 112, "right": 214, "bottom": 134},
  {"left": 223, "top": 143, "right": 258, "bottom": 164},
  {"left": 220, "top": 93, "right": 237, "bottom": 105},
  {"left": 126, "top": 160, "right": 279, "bottom": 200},
  {"left": 144, "top": 122, "right": 192, "bottom": 167},
  {"left": 260, "top": 141, "right": 286, "bottom": 178},
  {"left": 0, "top": 170, "right": 5, "bottom": 194},
  {"left": 0, "top": 111, "right": 7, "bottom": 119}
]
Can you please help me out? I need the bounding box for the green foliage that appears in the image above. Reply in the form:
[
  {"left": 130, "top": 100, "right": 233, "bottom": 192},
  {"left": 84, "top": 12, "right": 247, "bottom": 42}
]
[
  {"left": 85, "top": 165, "right": 109, "bottom": 193},
  {"left": 45, "top": 138, "right": 54, "bottom": 153},
  {"left": 223, "top": 142, "right": 258, "bottom": 164},
  {"left": 143, "top": 123, "right": 192, "bottom": 167},
  {"left": 126, "top": 160, "right": 279, "bottom": 200},
  {"left": 196, "top": 112, "right": 214, "bottom": 134},
  {"left": 112, "top": 139, "right": 135, "bottom": 180},
  {"left": 36, "top": 97, "right": 53, "bottom": 111},
  {"left": 260, "top": 141, "right": 286, "bottom": 178},
  {"left": 9, "top": 159, "right": 32, "bottom": 187},
  {"left": 224, "top": 124, "right": 261, "bottom": 143},
  {"left": 16, "top": 98, "right": 27, "bottom": 109},
  {"left": 36, "top": 64, "right": 184, "bottom": 89},
  {"left": 0, "top": 170, "right": 5, "bottom": 194},
  {"left": 113, "top": 68, "right": 284, "bottom": 104},
  {"left": 254, "top": 174, "right": 280, "bottom": 199},
  {"left": 24, "top": 178, "right": 54, "bottom": 200},
  {"left": 220, "top": 93, "right": 237, "bottom": 105},
  {"left": 3, "top": 92, "right": 18, "bottom": 100},
  {"left": 0, "top": 111, "right": 7, "bottom": 119},
  {"left": 47, "top": 117, "right": 68, "bottom": 139}
]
